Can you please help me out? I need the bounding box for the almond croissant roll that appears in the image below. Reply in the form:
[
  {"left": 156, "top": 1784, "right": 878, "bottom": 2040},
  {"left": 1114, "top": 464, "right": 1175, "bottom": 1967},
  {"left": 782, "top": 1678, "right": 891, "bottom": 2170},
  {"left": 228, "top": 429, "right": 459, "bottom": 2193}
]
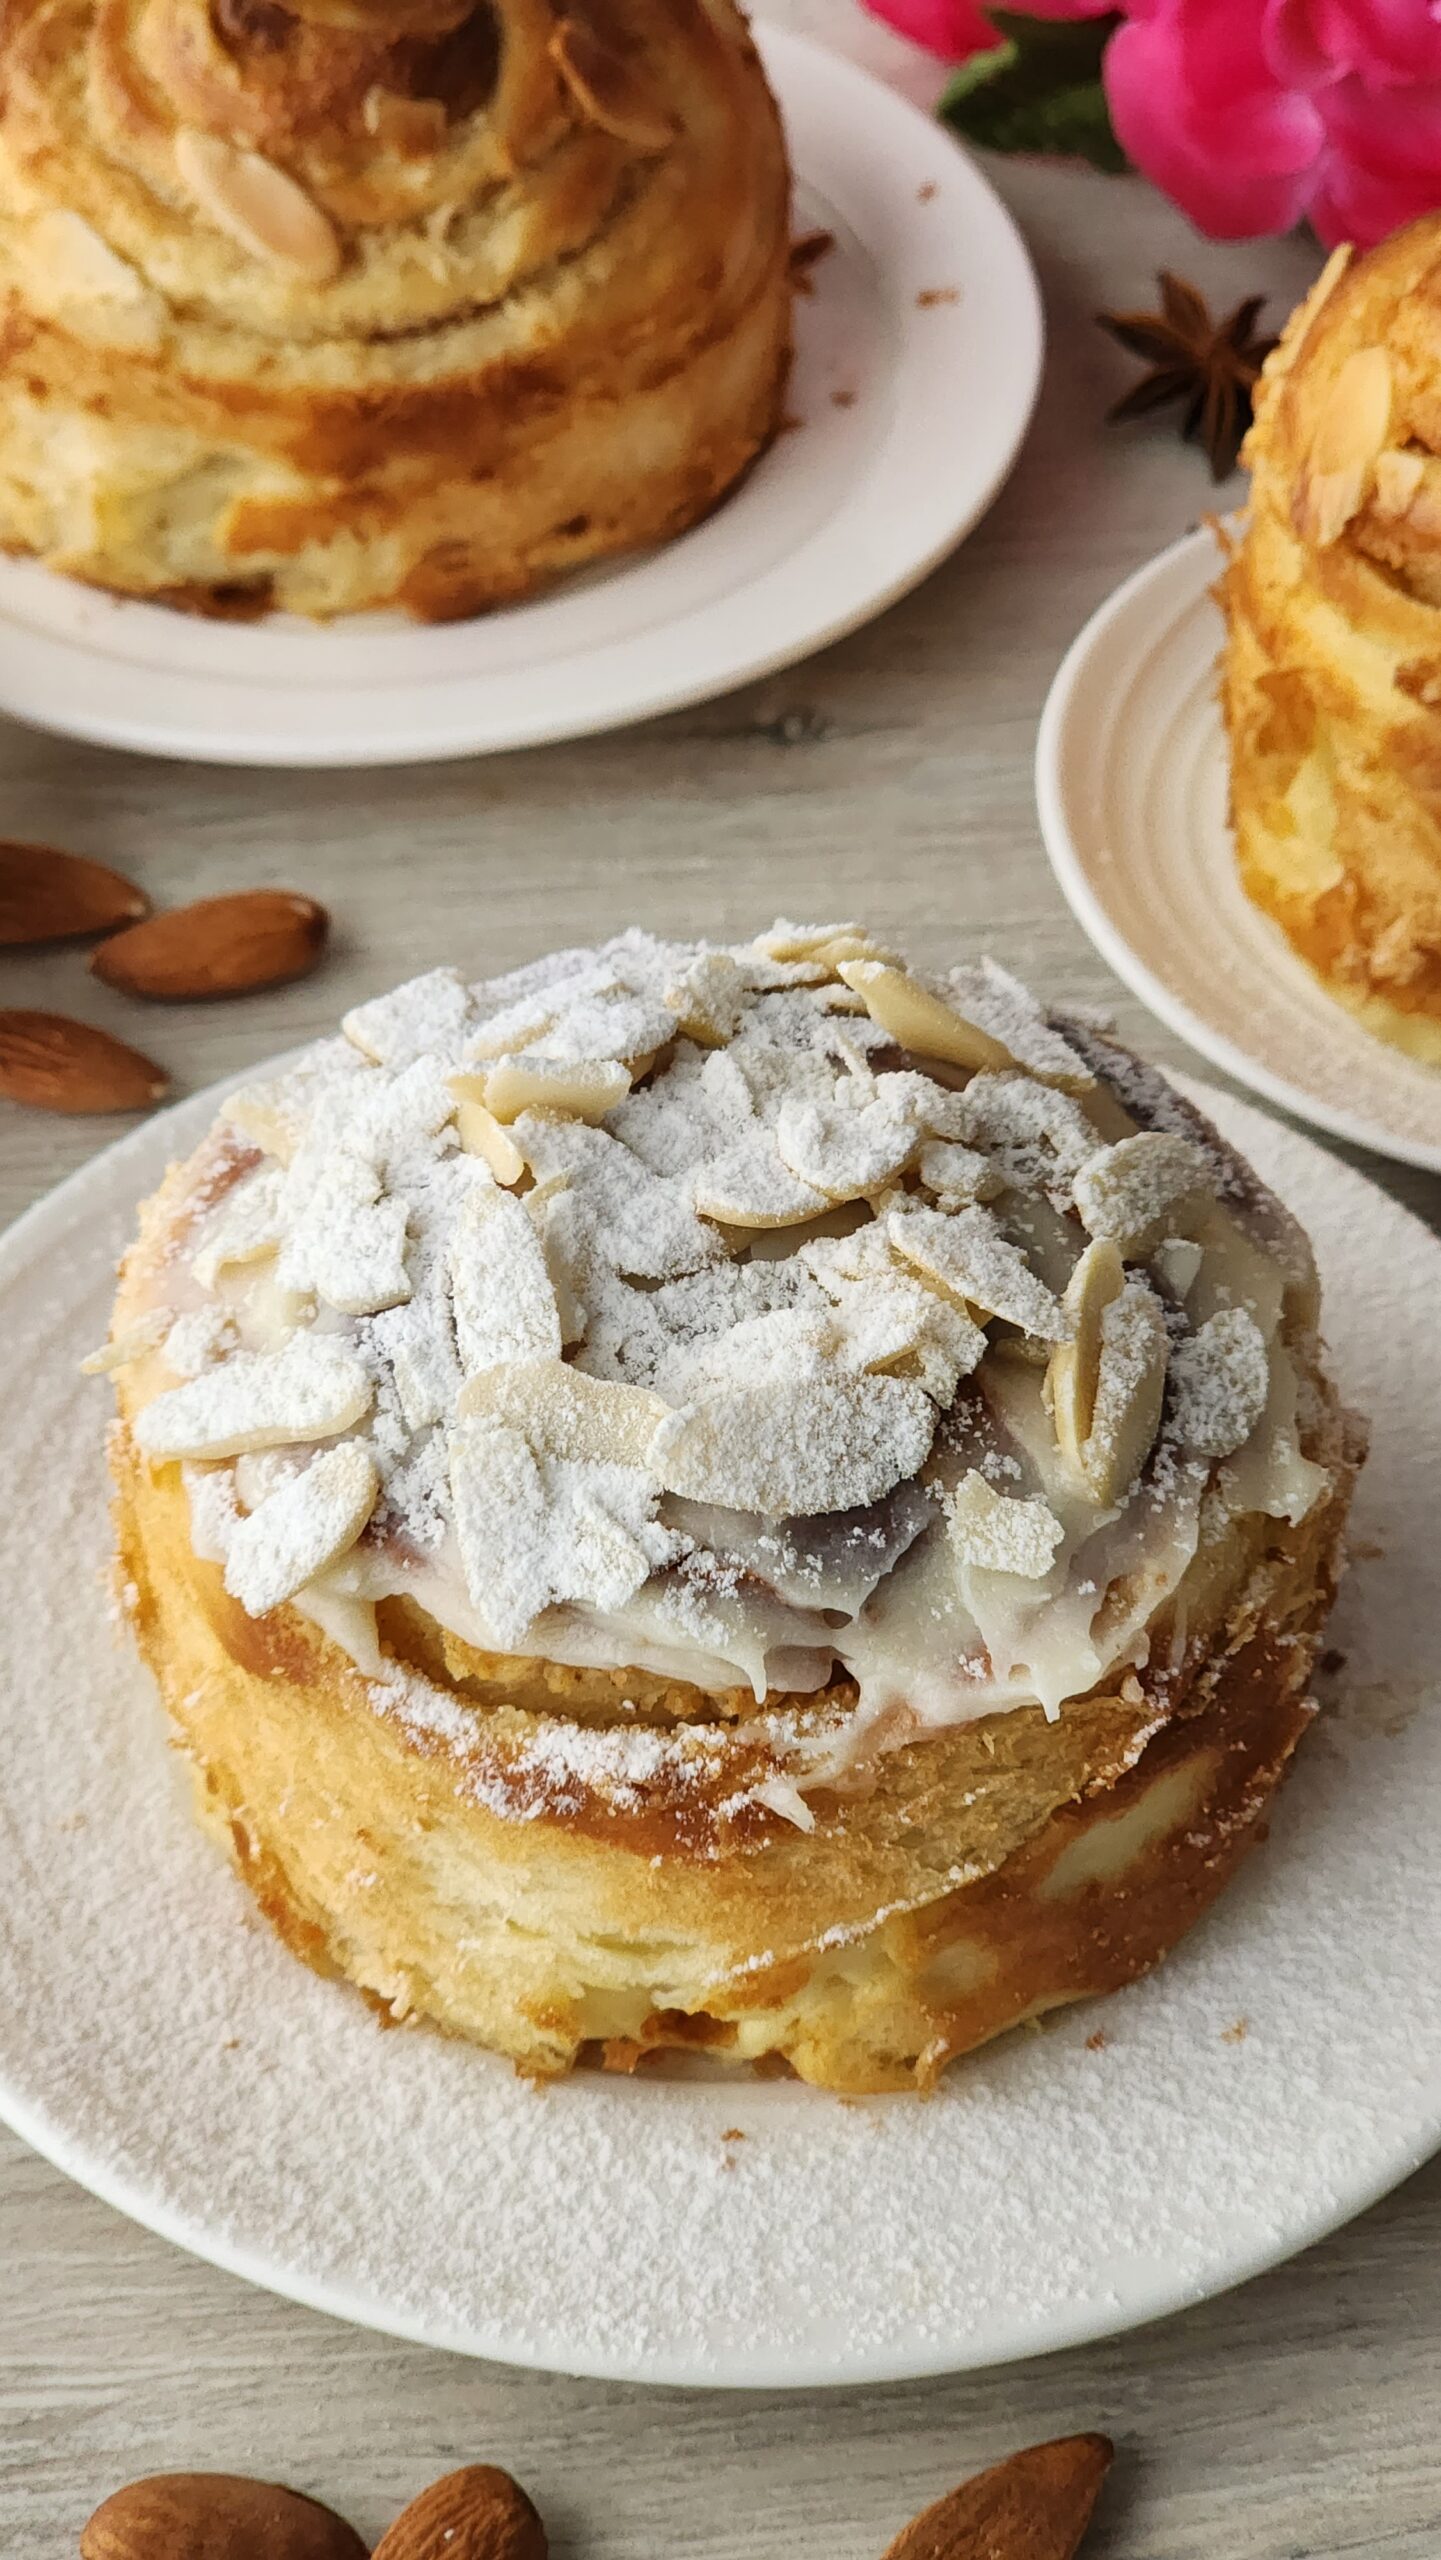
[{"left": 0, "top": 0, "right": 792, "bottom": 619}]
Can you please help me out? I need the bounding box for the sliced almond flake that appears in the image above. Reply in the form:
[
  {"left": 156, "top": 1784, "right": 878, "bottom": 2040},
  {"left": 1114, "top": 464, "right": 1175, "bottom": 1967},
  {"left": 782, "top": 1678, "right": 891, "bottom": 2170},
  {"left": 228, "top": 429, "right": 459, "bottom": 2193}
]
[
  {"left": 276, "top": 1149, "right": 411, "bottom": 1318},
  {"left": 525, "top": 1189, "right": 588, "bottom": 1346},
  {"left": 664, "top": 952, "right": 747, "bottom": 1046},
  {"left": 448, "top": 1187, "right": 560, "bottom": 1378},
  {"left": 798, "top": 1221, "right": 897, "bottom": 1292},
  {"left": 1076, "top": 1279, "right": 1169, "bottom": 1505},
  {"left": 827, "top": 1273, "right": 986, "bottom": 1405},
  {"left": 726, "top": 1034, "right": 858, "bottom": 1123},
  {"left": 458, "top": 1355, "right": 668, "bottom": 1467},
  {"left": 693, "top": 1135, "right": 830, "bottom": 1229},
  {"left": 837, "top": 960, "right": 1017, "bottom": 1075},
  {"left": 948, "top": 1470, "right": 1064, "bottom": 1578},
  {"left": 1073, "top": 1132, "right": 1214, "bottom": 1258},
  {"left": 916, "top": 1137, "right": 998, "bottom": 1206},
  {"left": 135, "top": 1333, "right": 372, "bottom": 1463},
  {"left": 372, "top": 1296, "right": 461, "bottom": 1433},
  {"left": 181, "top": 1460, "right": 241, "bottom": 1564},
  {"left": 448, "top": 1414, "right": 656, "bottom": 1648},
  {"left": 514, "top": 1115, "right": 724, "bottom": 1281},
  {"left": 32, "top": 208, "right": 157, "bottom": 309},
  {"left": 224, "top": 1441, "right": 380, "bottom": 1618},
  {"left": 650, "top": 1371, "right": 935, "bottom": 1518},
  {"left": 653, "top": 1306, "right": 832, "bottom": 1403},
  {"left": 942, "top": 959, "right": 1094, "bottom": 1091},
  {"left": 1168, "top": 1307, "right": 1270, "bottom": 1458},
  {"left": 448, "top": 1075, "right": 526, "bottom": 1182},
  {"left": 755, "top": 919, "right": 899, "bottom": 970},
  {"left": 81, "top": 1310, "right": 171, "bottom": 1375},
  {"left": 526, "top": 984, "right": 676, "bottom": 1071},
  {"left": 483, "top": 1054, "right": 631, "bottom": 1125},
  {"left": 462, "top": 998, "right": 557, "bottom": 1060},
  {"left": 1154, "top": 1236, "right": 1203, "bottom": 1299},
  {"left": 774, "top": 1089, "right": 921, "bottom": 1200},
  {"left": 950, "top": 1072, "right": 1101, "bottom": 1191},
  {"left": 1045, "top": 1236, "right": 1124, "bottom": 1472},
  {"left": 163, "top": 1307, "right": 236, "bottom": 1378},
  {"left": 342, "top": 969, "right": 472, "bottom": 1069},
  {"left": 1220, "top": 1345, "right": 1328, "bottom": 1525},
  {"left": 888, "top": 1203, "right": 1068, "bottom": 1341},
  {"left": 192, "top": 1164, "right": 285, "bottom": 1291}
]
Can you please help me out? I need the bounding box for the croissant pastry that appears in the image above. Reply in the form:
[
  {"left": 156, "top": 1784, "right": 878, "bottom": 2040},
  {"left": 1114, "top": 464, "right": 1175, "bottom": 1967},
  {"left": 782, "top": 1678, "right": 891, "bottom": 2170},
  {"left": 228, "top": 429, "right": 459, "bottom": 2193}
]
[
  {"left": 1221, "top": 225, "right": 1441, "bottom": 1065},
  {"left": 0, "top": 0, "right": 791, "bottom": 619}
]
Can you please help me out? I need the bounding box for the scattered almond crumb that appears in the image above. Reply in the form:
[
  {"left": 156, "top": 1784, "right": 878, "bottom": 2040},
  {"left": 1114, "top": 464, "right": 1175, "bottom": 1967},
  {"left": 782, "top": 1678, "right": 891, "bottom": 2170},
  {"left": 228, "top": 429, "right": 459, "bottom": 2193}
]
[
  {"left": 222, "top": 2037, "right": 241, "bottom": 2051},
  {"left": 1222, "top": 2017, "right": 1249, "bottom": 2045},
  {"left": 1085, "top": 2030, "right": 1107, "bottom": 2052},
  {"left": 722, "top": 2127, "right": 746, "bottom": 2143},
  {"left": 917, "top": 286, "right": 960, "bottom": 307},
  {"left": 918, "top": 180, "right": 938, "bottom": 202},
  {"left": 831, "top": 388, "right": 857, "bottom": 409}
]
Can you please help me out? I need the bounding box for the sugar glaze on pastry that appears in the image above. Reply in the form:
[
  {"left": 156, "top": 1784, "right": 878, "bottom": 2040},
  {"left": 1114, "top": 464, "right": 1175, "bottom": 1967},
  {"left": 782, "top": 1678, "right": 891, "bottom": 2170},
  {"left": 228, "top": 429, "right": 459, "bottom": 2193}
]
[
  {"left": 0, "top": 0, "right": 791, "bottom": 619},
  {"left": 103, "top": 925, "right": 1363, "bottom": 2090}
]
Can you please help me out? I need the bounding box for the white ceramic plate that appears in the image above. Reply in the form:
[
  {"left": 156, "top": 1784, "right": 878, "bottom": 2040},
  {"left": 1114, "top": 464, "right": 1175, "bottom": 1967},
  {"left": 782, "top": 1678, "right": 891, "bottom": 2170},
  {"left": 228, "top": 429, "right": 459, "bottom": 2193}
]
[
  {"left": 1036, "top": 527, "right": 1441, "bottom": 1174},
  {"left": 0, "top": 28, "right": 1040, "bottom": 770},
  {"left": 1, "top": 1067, "right": 1438, "bottom": 2386}
]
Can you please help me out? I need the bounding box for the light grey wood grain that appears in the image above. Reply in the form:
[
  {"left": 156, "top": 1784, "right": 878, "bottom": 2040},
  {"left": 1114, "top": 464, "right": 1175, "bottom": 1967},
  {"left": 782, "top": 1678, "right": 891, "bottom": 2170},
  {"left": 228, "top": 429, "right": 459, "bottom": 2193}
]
[{"left": 2, "top": 15, "right": 1439, "bottom": 2553}]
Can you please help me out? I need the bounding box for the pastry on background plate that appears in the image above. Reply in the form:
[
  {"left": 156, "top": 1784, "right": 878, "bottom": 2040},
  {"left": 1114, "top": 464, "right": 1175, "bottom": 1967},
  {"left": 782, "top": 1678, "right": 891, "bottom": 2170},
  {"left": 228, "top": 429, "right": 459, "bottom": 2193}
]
[
  {"left": 99, "top": 924, "right": 1363, "bottom": 2092},
  {"left": 1221, "top": 222, "right": 1441, "bottom": 1066},
  {"left": 0, "top": 0, "right": 790, "bottom": 620}
]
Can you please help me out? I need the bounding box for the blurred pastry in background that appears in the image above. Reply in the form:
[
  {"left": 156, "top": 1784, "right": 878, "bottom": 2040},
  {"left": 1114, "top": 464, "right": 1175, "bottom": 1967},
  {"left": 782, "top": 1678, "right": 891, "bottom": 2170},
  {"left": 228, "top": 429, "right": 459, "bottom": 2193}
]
[
  {"left": 0, "top": 0, "right": 791, "bottom": 620},
  {"left": 1220, "top": 222, "right": 1441, "bottom": 1067}
]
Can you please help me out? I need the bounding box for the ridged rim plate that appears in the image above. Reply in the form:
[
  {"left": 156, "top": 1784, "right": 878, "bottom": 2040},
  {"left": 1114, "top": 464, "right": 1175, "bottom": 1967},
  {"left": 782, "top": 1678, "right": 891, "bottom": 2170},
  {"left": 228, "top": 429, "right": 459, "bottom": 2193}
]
[
  {"left": 0, "top": 28, "right": 1042, "bottom": 768},
  {"left": 0, "top": 1066, "right": 1438, "bottom": 2386},
  {"left": 1036, "top": 525, "right": 1441, "bottom": 1175}
]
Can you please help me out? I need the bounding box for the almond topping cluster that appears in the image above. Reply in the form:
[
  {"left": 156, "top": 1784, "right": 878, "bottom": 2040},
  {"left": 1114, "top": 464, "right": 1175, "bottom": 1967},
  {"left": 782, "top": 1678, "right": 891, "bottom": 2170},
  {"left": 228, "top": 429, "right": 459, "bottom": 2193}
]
[{"left": 103, "top": 925, "right": 1325, "bottom": 1712}]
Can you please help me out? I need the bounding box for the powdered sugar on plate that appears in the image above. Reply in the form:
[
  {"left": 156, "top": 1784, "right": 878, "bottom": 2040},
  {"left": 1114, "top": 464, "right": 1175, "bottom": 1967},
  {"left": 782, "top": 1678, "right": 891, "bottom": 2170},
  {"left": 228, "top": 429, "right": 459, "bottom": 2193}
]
[{"left": 0, "top": 1074, "right": 1437, "bottom": 2384}]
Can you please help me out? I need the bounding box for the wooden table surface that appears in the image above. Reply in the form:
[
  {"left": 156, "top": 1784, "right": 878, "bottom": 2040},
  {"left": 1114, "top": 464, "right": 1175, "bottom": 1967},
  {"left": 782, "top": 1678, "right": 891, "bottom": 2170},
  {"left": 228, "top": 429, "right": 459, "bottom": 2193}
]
[{"left": 3, "top": 12, "right": 1438, "bottom": 2553}]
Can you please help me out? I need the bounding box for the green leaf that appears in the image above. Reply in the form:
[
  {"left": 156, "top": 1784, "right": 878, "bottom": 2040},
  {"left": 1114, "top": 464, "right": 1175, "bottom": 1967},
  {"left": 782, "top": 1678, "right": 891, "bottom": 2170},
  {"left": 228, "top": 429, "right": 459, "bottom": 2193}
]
[{"left": 940, "top": 11, "right": 1128, "bottom": 175}]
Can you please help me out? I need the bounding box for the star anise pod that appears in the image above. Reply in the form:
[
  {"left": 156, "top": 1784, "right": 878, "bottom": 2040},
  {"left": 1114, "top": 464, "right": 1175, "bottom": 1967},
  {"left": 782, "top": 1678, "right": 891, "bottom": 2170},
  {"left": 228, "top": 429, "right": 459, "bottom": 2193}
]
[{"left": 1098, "top": 270, "right": 1276, "bottom": 480}]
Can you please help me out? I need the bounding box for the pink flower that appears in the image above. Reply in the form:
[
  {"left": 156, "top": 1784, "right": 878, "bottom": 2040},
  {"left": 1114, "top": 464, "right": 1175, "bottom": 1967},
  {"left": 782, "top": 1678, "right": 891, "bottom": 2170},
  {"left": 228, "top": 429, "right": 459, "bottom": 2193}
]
[
  {"left": 859, "top": 0, "right": 998, "bottom": 53},
  {"left": 860, "top": 0, "right": 1441, "bottom": 247}
]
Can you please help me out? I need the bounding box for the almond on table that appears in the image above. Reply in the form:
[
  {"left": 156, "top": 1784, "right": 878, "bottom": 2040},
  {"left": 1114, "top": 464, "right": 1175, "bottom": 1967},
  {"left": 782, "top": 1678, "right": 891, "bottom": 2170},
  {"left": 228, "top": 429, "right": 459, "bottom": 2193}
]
[
  {"left": 370, "top": 2463, "right": 547, "bottom": 2560},
  {"left": 92, "top": 890, "right": 329, "bottom": 1001},
  {"left": 0, "top": 1011, "right": 168, "bottom": 1113},
  {"left": 80, "top": 2471, "right": 368, "bottom": 2560},
  {"left": 879, "top": 2434, "right": 1114, "bottom": 2560},
  {"left": 0, "top": 842, "right": 146, "bottom": 945}
]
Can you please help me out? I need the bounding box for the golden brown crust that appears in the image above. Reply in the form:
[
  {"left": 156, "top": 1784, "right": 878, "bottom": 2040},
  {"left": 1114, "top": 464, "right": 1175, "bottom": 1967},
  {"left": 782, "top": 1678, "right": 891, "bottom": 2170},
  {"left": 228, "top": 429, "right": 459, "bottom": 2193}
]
[
  {"left": 0, "top": 0, "right": 791, "bottom": 618},
  {"left": 109, "top": 1382, "right": 1362, "bottom": 2091},
  {"left": 1221, "top": 226, "right": 1441, "bottom": 1062}
]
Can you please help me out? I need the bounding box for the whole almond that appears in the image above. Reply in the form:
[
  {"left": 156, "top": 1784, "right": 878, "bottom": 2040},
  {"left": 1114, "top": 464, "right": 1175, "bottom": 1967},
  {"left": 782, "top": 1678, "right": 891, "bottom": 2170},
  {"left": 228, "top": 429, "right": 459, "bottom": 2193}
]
[
  {"left": 0, "top": 842, "right": 146, "bottom": 946},
  {"left": 81, "top": 2472, "right": 367, "bottom": 2560},
  {"left": 0, "top": 1012, "right": 168, "bottom": 1113},
  {"left": 881, "top": 2435, "right": 1114, "bottom": 2560},
  {"left": 92, "top": 891, "right": 328, "bottom": 1001},
  {"left": 371, "top": 2465, "right": 547, "bottom": 2560}
]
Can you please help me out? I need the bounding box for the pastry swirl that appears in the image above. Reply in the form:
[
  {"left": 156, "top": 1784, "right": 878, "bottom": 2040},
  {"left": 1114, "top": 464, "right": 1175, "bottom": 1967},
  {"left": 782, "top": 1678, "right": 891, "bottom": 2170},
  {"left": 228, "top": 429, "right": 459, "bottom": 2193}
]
[
  {"left": 100, "top": 924, "right": 1363, "bottom": 2090},
  {"left": 0, "top": 0, "right": 791, "bottom": 617}
]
